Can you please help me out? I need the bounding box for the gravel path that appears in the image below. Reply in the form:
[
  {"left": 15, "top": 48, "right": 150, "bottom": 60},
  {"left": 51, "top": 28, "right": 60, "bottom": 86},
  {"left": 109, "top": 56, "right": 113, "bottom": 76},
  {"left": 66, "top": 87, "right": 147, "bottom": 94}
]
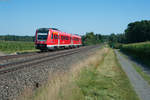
[
  {"left": 115, "top": 50, "right": 150, "bottom": 100},
  {"left": 0, "top": 52, "right": 6, "bottom": 56},
  {"left": 0, "top": 46, "right": 100, "bottom": 100}
]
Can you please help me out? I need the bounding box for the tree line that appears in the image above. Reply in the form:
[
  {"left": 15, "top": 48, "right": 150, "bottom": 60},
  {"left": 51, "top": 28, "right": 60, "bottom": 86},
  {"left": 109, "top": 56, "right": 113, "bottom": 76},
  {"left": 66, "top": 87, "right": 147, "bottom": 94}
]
[
  {"left": 109, "top": 20, "right": 150, "bottom": 44},
  {"left": 0, "top": 35, "right": 35, "bottom": 42},
  {"left": 82, "top": 32, "right": 103, "bottom": 45},
  {"left": 83, "top": 20, "right": 150, "bottom": 45}
]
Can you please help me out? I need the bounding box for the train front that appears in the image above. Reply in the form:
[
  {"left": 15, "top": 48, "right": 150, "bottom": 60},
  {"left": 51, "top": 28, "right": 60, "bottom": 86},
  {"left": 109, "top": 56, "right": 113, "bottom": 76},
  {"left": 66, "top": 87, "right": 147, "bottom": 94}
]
[{"left": 35, "top": 28, "right": 49, "bottom": 50}]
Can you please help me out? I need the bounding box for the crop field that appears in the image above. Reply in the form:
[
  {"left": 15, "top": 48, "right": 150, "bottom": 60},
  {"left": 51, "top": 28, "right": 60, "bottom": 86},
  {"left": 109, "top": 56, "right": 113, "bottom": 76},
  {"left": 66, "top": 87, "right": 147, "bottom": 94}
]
[
  {"left": 121, "top": 42, "right": 150, "bottom": 66},
  {"left": 0, "top": 41, "right": 37, "bottom": 53}
]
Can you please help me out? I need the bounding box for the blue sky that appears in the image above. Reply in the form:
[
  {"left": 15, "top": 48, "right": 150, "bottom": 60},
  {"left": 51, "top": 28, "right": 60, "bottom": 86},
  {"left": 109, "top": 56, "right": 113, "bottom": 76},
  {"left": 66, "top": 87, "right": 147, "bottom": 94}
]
[{"left": 0, "top": 0, "right": 150, "bottom": 36}]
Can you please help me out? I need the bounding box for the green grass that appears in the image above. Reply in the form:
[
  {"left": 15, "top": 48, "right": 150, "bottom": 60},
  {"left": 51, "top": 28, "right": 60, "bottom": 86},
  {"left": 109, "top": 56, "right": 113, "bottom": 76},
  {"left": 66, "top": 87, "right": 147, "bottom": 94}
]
[
  {"left": 59, "top": 48, "right": 139, "bottom": 100},
  {"left": 132, "top": 63, "right": 150, "bottom": 85},
  {"left": 75, "top": 67, "right": 103, "bottom": 99},
  {"left": 121, "top": 42, "right": 150, "bottom": 67},
  {"left": 0, "top": 41, "right": 38, "bottom": 53}
]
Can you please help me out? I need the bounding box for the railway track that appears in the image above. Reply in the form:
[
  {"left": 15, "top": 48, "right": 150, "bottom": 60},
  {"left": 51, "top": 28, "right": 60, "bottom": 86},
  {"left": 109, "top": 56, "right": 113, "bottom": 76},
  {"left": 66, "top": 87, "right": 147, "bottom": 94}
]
[
  {"left": 0, "top": 46, "right": 97, "bottom": 75},
  {"left": 0, "top": 48, "right": 82, "bottom": 68},
  {"left": 0, "top": 52, "right": 39, "bottom": 61},
  {"left": 0, "top": 48, "right": 67, "bottom": 61}
]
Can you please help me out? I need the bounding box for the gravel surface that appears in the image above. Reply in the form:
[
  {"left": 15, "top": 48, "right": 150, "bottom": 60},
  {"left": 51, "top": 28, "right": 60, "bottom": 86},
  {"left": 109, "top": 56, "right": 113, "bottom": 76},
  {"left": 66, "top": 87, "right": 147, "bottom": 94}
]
[
  {"left": 0, "top": 46, "right": 100, "bottom": 100},
  {"left": 115, "top": 50, "right": 150, "bottom": 100},
  {"left": 0, "top": 52, "right": 6, "bottom": 56}
]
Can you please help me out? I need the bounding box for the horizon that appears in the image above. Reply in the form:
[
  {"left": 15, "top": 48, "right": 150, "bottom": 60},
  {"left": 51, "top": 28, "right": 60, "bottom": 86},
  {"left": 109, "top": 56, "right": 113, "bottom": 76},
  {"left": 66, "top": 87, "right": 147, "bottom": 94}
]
[{"left": 0, "top": 0, "right": 150, "bottom": 36}]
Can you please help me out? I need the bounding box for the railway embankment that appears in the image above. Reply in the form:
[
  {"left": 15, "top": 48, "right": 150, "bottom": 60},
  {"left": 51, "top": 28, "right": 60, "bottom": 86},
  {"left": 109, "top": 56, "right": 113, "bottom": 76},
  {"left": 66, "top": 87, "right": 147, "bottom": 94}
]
[
  {"left": 0, "top": 46, "right": 99, "bottom": 100},
  {"left": 22, "top": 47, "right": 139, "bottom": 100}
]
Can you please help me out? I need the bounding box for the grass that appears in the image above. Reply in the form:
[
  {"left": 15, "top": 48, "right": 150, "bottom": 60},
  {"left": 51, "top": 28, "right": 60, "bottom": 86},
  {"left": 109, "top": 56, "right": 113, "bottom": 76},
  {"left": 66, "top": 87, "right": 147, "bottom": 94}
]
[
  {"left": 20, "top": 47, "right": 139, "bottom": 100},
  {"left": 132, "top": 63, "right": 150, "bottom": 85},
  {"left": 94, "top": 49, "right": 139, "bottom": 100},
  {"left": 0, "top": 41, "right": 38, "bottom": 54}
]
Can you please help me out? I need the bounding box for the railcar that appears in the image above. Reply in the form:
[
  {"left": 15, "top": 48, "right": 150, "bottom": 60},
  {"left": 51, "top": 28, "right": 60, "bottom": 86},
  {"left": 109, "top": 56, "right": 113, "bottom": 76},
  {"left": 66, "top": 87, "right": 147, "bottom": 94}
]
[{"left": 35, "top": 28, "right": 82, "bottom": 51}]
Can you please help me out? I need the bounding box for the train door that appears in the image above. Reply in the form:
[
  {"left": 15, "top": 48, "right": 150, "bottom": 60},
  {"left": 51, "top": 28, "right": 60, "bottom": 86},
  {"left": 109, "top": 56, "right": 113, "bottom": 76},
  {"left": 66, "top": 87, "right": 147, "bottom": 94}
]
[
  {"left": 71, "top": 35, "right": 73, "bottom": 46},
  {"left": 58, "top": 32, "right": 60, "bottom": 47},
  {"left": 53, "top": 32, "right": 58, "bottom": 46},
  {"left": 51, "top": 32, "right": 54, "bottom": 45}
]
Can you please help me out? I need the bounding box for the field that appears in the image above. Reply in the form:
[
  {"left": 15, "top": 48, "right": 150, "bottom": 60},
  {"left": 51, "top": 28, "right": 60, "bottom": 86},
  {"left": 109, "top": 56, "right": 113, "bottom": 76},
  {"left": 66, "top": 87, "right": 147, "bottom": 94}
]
[
  {"left": 0, "top": 41, "right": 37, "bottom": 54},
  {"left": 20, "top": 47, "right": 139, "bottom": 100},
  {"left": 121, "top": 42, "right": 150, "bottom": 66}
]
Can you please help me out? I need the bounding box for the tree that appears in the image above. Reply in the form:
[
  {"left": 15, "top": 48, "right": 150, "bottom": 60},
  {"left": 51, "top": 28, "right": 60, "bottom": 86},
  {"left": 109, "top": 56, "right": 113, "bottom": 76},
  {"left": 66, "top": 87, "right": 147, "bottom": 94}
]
[
  {"left": 125, "top": 20, "right": 150, "bottom": 43},
  {"left": 116, "top": 34, "right": 126, "bottom": 43},
  {"left": 109, "top": 33, "right": 117, "bottom": 43},
  {"left": 82, "top": 32, "right": 102, "bottom": 45}
]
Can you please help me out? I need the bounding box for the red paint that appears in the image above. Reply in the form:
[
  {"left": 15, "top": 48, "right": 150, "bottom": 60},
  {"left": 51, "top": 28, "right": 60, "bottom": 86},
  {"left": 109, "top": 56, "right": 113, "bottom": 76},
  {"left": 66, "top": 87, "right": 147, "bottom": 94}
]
[{"left": 35, "top": 28, "right": 82, "bottom": 50}]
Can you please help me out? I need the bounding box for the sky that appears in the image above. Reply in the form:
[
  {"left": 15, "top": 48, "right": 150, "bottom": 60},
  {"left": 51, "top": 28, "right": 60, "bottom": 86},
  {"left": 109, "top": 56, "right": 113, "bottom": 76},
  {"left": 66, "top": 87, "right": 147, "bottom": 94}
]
[{"left": 0, "top": 0, "right": 150, "bottom": 36}]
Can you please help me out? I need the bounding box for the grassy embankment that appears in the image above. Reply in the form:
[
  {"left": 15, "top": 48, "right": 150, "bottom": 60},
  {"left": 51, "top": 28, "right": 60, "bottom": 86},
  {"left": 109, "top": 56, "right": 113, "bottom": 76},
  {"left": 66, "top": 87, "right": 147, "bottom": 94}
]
[
  {"left": 0, "top": 41, "right": 38, "bottom": 54},
  {"left": 120, "top": 42, "right": 150, "bottom": 84},
  {"left": 21, "top": 47, "right": 139, "bottom": 100}
]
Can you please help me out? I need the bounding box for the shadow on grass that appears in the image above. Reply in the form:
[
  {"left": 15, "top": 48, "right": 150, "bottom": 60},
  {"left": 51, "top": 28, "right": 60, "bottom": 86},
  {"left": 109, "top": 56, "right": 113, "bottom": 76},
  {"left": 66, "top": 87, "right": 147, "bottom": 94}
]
[{"left": 120, "top": 50, "right": 150, "bottom": 75}]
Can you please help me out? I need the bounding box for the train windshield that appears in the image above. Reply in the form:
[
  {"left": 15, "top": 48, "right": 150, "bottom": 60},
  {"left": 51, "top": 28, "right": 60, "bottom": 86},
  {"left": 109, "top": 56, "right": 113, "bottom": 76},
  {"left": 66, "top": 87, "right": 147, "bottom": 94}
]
[{"left": 37, "top": 33, "right": 48, "bottom": 41}]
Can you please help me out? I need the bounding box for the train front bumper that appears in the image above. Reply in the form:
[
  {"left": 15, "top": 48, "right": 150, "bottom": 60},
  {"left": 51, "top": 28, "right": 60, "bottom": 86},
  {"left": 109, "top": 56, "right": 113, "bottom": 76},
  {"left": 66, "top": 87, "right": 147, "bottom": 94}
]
[{"left": 35, "top": 44, "right": 47, "bottom": 49}]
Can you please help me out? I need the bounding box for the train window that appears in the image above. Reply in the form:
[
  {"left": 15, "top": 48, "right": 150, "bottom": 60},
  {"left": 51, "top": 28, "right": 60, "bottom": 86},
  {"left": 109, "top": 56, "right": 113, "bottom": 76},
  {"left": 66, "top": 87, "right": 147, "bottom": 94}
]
[
  {"left": 66, "top": 36, "right": 69, "bottom": 40},
  {"left": 62, "top": 36, "right": 65, "bottom": 40},
  {"left": 61, "top": 36, "right": 70, "bottom": 40},
  {"left": 51, "top": 33, "right": 53, "bottom": 39},
  {"left": 37, "top": 33, "right": 48, "bottom": 41},
  {"left": 38, "top": 35, "right": 47, "bottom": 40},
  {"left": 74, "top": 38, "right": 79, "bottom": 41},
  {"left": 54, "top": 35, "right": 58, "bottom": 39}
]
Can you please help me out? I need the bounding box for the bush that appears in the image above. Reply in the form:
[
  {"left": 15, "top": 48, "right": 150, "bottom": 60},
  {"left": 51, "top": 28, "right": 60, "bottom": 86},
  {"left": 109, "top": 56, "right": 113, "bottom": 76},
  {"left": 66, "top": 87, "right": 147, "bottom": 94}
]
[
  {"left": 109, "top": 42, "right": 122, "bottom": 49},
  {"left": 121, "top": 42, "right": 150, "bottom": 66}
]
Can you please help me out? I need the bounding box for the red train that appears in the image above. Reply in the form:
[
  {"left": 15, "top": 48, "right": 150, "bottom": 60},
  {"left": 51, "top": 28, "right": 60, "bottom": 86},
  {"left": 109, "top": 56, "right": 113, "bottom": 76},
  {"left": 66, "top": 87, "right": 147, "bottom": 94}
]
[{"left": 35, "top": 28, "right": 82, "bottom": 51}]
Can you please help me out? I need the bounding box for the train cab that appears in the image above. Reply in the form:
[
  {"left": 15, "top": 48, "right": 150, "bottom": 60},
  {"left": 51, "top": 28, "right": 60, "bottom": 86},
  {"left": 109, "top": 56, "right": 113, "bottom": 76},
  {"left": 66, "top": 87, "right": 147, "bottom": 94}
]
[{"left": 35, "top": 28, "right": 49, "bottom": 50}]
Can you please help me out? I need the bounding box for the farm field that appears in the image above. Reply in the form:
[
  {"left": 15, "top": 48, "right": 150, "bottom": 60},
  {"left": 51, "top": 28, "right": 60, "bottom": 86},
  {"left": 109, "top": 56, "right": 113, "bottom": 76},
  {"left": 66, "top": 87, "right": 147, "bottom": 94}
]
[
  {"left": 121, "top": 42, "right": 150, "bottom": 67},
  {"left": 0, "top": 41, "right": 38, "bottom": 54},
  {"left": 22, "top": 47, "right": 139, "bottom": 100}
]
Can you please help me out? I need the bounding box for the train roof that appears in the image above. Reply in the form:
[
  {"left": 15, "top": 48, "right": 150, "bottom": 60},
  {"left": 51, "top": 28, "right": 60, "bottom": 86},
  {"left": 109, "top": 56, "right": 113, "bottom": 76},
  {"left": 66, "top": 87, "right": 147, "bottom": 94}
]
[
  {"left": 37, "top": 28, "right": 59, "bottom": 32},
  {"left": 36, "top": 28, "right": 81, "bottom": 37},
  {"left": 72, "top": 34, "right": 81, "bottom": 38}
]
